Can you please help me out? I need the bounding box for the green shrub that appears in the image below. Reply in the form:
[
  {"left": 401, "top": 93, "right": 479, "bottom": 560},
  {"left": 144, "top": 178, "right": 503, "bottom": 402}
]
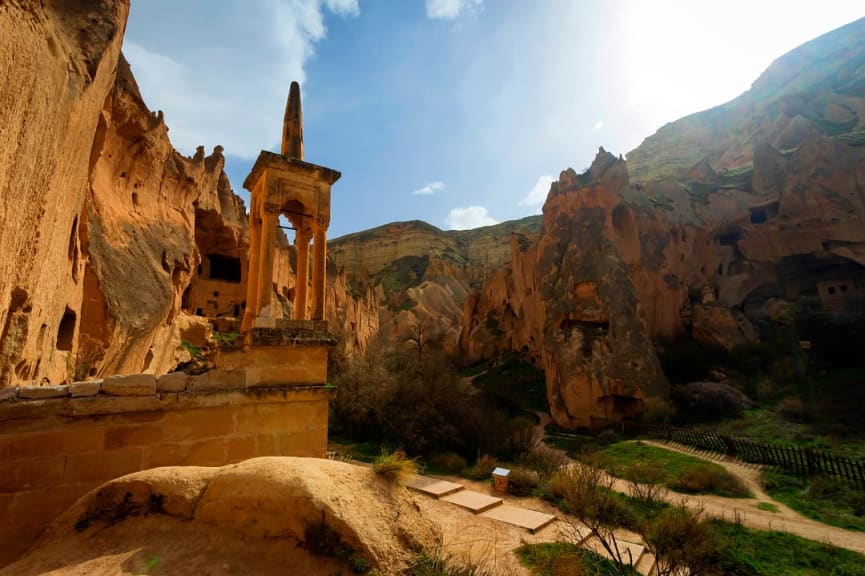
[
  {"left": 776, "top": 395, "right": 809, "bottom": 422},
  {"left": 644, "top": 505, "right": 717, "bottom": 576},
  {"left": 464, "top": 454, "right": 498, "bottom": 481},
  {"left": 673, "top": 464, "right": 750, "bottom": 498},
  {"left": 517, "top": 445, "right": 567, "bottom": 481},
  {"left": 507, "top": 467, "right": 540, "bottom": 496},
  {"left": 428, "top": 452, "right": 467, "bottom": 474}
]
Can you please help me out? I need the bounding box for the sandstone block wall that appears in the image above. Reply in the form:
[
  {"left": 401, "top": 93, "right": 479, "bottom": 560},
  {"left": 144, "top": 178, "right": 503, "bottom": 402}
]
[{"left": 0, "top": 373, "right": 333, "bottom": 567}]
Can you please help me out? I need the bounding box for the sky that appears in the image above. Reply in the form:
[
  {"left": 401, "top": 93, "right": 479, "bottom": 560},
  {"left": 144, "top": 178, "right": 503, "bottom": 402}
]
[{"left": 124, "top": 1, "right": 863, "bottom": 238}]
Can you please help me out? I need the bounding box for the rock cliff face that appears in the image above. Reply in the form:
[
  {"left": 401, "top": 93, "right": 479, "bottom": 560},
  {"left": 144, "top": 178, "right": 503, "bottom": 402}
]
[
  {"left": 459, "top": 18, "right": 865, "bottom": 428},
  {"left": 0, "top": 0, "right": 132, "bottom": 386},
  {"left": 461, "top": 152, "right": 669, "bottom": 428},
  {"left": 626, "top": 16, "right": 865, "bottom": 182},
  {"left": 0, "top": 1, "right": 375, "bottom": 387},
  {"left": 329, "top": 217, "right": 540, "bottom": 352}
]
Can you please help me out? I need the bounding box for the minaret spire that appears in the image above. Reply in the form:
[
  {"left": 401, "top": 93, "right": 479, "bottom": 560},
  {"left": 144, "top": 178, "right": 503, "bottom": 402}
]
[{"left": 281, "top": 81, "right": 304, "bottom": 160}]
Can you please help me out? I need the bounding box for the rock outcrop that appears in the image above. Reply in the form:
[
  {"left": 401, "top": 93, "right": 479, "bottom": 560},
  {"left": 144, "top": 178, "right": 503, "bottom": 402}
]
[
  {"left": 0, "top": 0, "right": 131, "bottom": 387},
  {"left": 329, "top": 217, "right": 540, "bottom": 352},
  {"left": 626, "top": 16, "right": 865, "bottom": 182},
  {"left": 1, "top": 458, "right": 441, "bottom": 576},
  {"left": 459, "top": 19, "right": 865, "bottom": 428},
  {"left": 462, "top": 151, "right": 670, "bottom": 429},
  {"left": 0, "top": 1, "right": 376, "bottom": 387}
]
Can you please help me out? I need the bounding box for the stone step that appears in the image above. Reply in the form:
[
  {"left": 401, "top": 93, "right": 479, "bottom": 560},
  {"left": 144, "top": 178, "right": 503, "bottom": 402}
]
[
  {"left": 405, "top": 475, "right": 464, "bottom": 498},
  {"left": 634, "top": 549, "right": 657, "bottom": 576},
  {"left": 440, "top": 489, "right": 503, "bottom": 513},
  {"left": 479, "top": 504, "right": 555, "bottom": 534}
]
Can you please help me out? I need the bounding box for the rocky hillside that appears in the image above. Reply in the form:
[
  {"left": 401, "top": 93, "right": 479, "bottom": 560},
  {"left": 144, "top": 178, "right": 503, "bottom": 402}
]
[
  {"left": 0, "top": 1, "right": 375, "bottom": 387},
  {"left": 627, "top": 16, "right": 865, "bottom": 181},
  {"left": 329, "top": 216, "right": 540, "bottom": 352},
  {"left": 462, "top": 18, "right": 865, "bottom": 428}
]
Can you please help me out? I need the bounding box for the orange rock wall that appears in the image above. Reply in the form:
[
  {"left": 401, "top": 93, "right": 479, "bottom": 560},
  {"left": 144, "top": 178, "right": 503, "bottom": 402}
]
[{"left": 0, "top": 0, "right": 131, "bottom": 386}]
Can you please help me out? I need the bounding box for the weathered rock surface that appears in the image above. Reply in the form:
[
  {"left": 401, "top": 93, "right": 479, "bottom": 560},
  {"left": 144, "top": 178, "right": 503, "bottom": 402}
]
[
  {"left": 0, "top": 1, "right": 376, "bottom": 387},
  {"left": 2, "top": 458, "right": 441, "bottom": 576},
  {"left": 330, "top": 217, "right": 540, "bottom": 352},
  {"left": 626, "top": 16, "right": 865, "bottom": 182},
  {"left": 462, "top": 151, "right": 670, "bottom": 429}
]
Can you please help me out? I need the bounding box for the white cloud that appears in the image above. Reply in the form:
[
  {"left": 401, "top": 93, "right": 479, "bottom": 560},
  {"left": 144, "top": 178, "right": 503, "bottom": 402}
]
[
  {"left": 594, "top": 120, "right": 604, "bottom": 131},
  {"left": 518, "top": 175, "right": 554, "bottom": 212},
  {"left": 444, "top": 206, "right": 498, "bottom": 230},
  {"left": 324, "top": 0, "right": 360, "bottom": 17},
  {"left": 124, "top": 0, "right": 359, "bottom": 158},
  {"left": 412, "top": 181, "right": 445, "bottom": 195},
  {"left": 426, "top": 0, "right": 482, "bottom": 20}
]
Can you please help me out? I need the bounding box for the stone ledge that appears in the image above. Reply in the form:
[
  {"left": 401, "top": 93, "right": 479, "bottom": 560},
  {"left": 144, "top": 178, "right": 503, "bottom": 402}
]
[
  {"left": 19, "top": 386, "right": 68, "bottom": 400},
  {"left": 0, "top": 383, "right": 334, "bottom": 423},
  {"left": 102, "top": 374, "right": 157, "bottom": 396},
  {"left": 69, "top": 381, "right": 101, "bottom": 397},
  {"left": 249, "top": 327, "right": 337, "bottom": 347}
]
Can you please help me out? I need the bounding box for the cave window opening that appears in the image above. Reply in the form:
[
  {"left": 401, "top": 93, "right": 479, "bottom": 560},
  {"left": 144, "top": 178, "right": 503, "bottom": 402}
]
[
  {"left": 196, "top": 308, "right": 203, "bottom": 316},
  {"left": 829, "top": 286, "right": 837, "bottom": 295},
  {"left": 131, "top": 192, "right": 139, "bottom": 206},
  {"left": 750, "top": 209, "right": 767, "bottom": 224},
  {"left": 233, "top": 305, "right": 240, "bottom": 317},
  {"left": 56, "top": 308, "right": 76, "bottom": 351},
  {"left": 718, "top": 264, "right": 723, "bottom": 276},
  {"left": 207, "top": 254, "right": 241, "bottom": 283},
  {"left": 841, "top": 285, "right": 848, "bottom": 293},
  {"left": 718, "top": 232, "right": 740, "bottom": 246}
]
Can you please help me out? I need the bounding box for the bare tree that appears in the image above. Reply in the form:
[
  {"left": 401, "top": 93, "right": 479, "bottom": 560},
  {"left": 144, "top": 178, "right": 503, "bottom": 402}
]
[
  {"left": 554, "top": 462, "right": 636, "bottom": 575},
  {"left": 644, "top": 502, "right": 716, "bottom": 576}
]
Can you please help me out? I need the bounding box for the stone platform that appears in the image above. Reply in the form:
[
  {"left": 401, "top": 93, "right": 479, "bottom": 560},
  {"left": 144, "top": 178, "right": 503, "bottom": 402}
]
[
  {"left": 480, "top": 503, "right": 556, "bottom": 533},
  {"left": 441, "top": 490, "right": 503, "bottom": 513}
]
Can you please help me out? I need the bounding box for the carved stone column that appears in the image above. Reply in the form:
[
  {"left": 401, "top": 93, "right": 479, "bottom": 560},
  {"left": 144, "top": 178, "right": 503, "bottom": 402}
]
[
  {"left": 311, "top": 225, "right": 327, "bottom": 320},
  {"left": 256, "top": 208, "right": 279, "bottom": 319},
  {"left": 294, "top": 225, "right": 311, "bottom": 320},
  {"left": 241, "top": 197, "right": 262, "bottom": 332}
]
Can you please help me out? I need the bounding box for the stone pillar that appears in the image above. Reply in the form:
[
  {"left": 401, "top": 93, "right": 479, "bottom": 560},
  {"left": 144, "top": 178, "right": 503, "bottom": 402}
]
[
  {"left": 241, "top": 197, "right": 262, "bottom": 332},
  {"left": 294, "top": 226, "right": 311, "bottom": 320},
  {"left": 255, "top": 209, "right": 279, "bottom": 321},
  {"left": 311, "top": 226, "right": 327, "bottom": 320}
]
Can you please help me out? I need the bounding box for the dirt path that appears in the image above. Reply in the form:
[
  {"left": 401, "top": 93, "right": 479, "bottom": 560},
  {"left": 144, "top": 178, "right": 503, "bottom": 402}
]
[
  {"left": 635, "top": 439, "right": 865, "bottom": 554},
  {"left": 530, "top": 412, "right": 865, "bottom": 555}
]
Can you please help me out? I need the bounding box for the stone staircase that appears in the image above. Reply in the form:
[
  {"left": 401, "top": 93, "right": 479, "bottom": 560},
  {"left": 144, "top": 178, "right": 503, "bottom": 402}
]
[
  {"left": 406, "top": 474, "right": 659, "bottom": 575},
  {"left": 405, "top": 475, "right": 555, "bottom": 533}
]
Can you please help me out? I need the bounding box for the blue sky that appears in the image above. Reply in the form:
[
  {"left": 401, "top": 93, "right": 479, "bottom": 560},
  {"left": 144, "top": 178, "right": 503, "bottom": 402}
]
[{"left": 124, "top": 1, "right": 863, "bottom": 237}]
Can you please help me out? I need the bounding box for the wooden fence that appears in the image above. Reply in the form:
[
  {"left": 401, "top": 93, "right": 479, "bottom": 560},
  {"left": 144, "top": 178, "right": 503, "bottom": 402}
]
[{"left": 644, "top": 425, "right": 865, "bottom": 488}]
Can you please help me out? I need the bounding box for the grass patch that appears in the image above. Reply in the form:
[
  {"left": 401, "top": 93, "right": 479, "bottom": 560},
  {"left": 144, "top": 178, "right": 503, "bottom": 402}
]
[
  {"left": 408, "top": 552, "right": 492, "bottom": 575},
  {"left": 516, "top": 542, "right": 638, "bottom": 576},
  {"left": 711, "top": 407, "right": 865, "bottom": 459},
  {"left": 756, "top": 501, "right": 780, "bottom": 513},
  {"left": 372, "top": 450, "right": 418, "bottom": 483},
  {"left": 596, "top": 441, "right": 751, "bottom": 498},
  {"left": 762, "top": 470, "right": 865, "bottom": 532},
  {"left": 710, "top": 520, "right": 865, "bottom": 575}
]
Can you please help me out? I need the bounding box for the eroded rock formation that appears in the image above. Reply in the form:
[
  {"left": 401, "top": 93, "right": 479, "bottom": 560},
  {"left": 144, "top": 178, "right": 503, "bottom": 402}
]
[
  {"left": 2, "top": 458, "right": 441, "bottom": 576},
  {"left": 462, "top": 151, "right": 669, "bottom": 429},
  {"left": 0, "top": 1, "right": 376, "bottom": 387},
  {"left": 329, "top": 217, "right": 540, "bottom": 352}
]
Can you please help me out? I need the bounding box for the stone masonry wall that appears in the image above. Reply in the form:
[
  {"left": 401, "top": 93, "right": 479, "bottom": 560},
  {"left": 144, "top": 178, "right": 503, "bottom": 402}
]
[{"left": 0, "top": 372, "right": 333, "bottom": 567}]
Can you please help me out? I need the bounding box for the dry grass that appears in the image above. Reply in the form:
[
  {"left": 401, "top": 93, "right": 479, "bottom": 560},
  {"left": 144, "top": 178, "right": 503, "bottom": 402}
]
[{"left": 372, "top": 450, "right": 418, "bottom": 483}]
